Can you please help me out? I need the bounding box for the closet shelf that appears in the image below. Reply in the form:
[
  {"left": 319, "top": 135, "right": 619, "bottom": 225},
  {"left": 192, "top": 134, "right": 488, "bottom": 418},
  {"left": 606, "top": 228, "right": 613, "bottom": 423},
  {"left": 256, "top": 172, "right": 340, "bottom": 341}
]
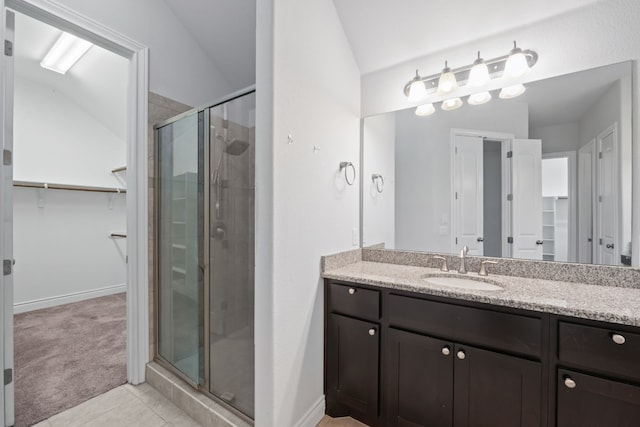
[{"left": 14, "top": 180, "right": 126, "bottom": 194}]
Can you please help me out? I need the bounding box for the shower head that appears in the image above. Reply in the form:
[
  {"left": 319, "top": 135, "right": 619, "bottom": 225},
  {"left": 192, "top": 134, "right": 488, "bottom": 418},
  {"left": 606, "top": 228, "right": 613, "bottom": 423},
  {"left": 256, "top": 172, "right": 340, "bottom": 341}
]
[{"left": 224, "top": 139, "right": 250, "bottom": 156}]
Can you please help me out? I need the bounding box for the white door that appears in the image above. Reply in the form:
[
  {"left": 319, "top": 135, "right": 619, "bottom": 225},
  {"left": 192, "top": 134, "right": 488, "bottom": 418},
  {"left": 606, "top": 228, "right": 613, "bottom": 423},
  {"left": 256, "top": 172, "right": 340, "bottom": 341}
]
[
  {"left": 453, "top": 134, "right": 483, "bottom": 255},
  {"left": 597, "top": 124, "right": 618, "bottom": 265},
  {"left": 578, "top": 140, "right": 595, "bottom": 263},
  {"left": 511, "top": 139, "right": 543, "bottom": 260},
  {"left": 1, "top": 9, "right": 15, "bottom": 427}
]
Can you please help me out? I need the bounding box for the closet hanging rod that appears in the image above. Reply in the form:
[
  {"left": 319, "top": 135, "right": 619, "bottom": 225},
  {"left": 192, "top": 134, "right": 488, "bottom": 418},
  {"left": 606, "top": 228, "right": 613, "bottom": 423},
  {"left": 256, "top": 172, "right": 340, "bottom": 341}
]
[
  {"left": 13, "top": 181, "right": 127, "bottom": 194},
  {"left": 112, "top": 166, "right": 127, "bottom": 173},
  {"left": 109, "top": 233, "right": 127, "bottom": 238}
]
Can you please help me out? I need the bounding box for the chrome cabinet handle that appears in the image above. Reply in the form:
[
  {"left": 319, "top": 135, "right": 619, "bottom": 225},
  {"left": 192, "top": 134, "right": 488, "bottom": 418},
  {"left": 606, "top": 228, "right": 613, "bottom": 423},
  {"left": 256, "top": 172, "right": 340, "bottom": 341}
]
[
  {"left": 441, "top": 346, "right": 451, "bottom": 356},
  {"left": 348, "top": 288, "right": 356, "bottom": 295},
  {"left": 368, "top": 328, "right": 376, "bottom": 336},
  {"left": 612, "top": 333, "right": 626, "bottom": 345},
  {"left": 564, "top": 377, "right": 576, "bottom": 389},
  {"left": 456, "top": 350, "right": 466, "bottom": 360}
]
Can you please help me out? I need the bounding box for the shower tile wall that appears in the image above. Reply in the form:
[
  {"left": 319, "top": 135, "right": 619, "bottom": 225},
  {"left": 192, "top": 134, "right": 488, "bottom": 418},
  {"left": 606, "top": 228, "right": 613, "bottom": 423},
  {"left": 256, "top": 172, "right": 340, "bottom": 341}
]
[{"left": 148, "top": 92, "right": 192, "bottom": 360}]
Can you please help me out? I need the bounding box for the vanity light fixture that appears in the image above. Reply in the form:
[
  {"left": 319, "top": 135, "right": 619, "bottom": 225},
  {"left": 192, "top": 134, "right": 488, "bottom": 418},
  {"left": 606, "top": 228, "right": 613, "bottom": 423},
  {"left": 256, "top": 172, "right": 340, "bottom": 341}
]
[
  {"left": 468, "top": 52, "right": 490, "bottom": 87},
  {"left": 504, "top": 41, "right": 530, "bottom": 79},
  {"left": 468, "top": 91, "right": 492, "bottom": 105},
  {"left": 436, "top": 61, "right": 459, "bottom": 96},
  {"left": 403, "top": 41, "right": 537, "bottom": 116},
  {"left": 415, "top": 103, "right": 436, "bottom": 116},
  {"left": 441, "top": 97, "right": 463, "bottom": 111},
  {"left": 40, "top": 32, "right": 93, "bottom": 74},
  {"left": 499, "top": 84, "right": 526, "bottom": 99},
  {"left": 407, "top": 70, "right": 429, "bottom": 103}
]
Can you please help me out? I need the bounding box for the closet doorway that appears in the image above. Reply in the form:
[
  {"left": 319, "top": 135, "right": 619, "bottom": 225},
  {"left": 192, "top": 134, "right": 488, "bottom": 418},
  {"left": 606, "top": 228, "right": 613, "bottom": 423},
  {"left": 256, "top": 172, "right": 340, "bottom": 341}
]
[
  {"left": 10, "top": 11, "right": 128, "bottom": 427},
  {"left": 1, "top": 2, "right": 149, "bottom": 426}
]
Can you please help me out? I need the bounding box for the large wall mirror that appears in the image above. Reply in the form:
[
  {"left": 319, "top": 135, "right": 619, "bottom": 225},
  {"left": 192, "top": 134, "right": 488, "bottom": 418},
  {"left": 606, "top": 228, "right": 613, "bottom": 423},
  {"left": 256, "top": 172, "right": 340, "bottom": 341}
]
[{"left": 362, "top": 61, "right": 633, "bottom": 266}]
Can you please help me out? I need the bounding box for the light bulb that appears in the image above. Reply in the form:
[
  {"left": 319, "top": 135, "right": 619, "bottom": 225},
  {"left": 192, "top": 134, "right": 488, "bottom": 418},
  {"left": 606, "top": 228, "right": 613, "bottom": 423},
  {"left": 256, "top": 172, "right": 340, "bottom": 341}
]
[
  {"left": 499, "top": 84, "right": 526, "bottom": 99},
  {"left": 468, "top": 52, "right": 490, "bottom": 87},
  {"left": 468, "top": 91, "right": 492, "bottom": 105},
  {"left": 441, "top": 97, "right": 463, "bottom": 111},
  {"left": 437, "top": 61, "right": 459, "bottom": 96},
  {"left": 407, "top": 70, "right": 428, "bottom": 103},
  {"left": 415, "top": 103, "right": 436, "bottom": 116},
  {"left": 504, "top": 41, "right": 530, "bottom": 79}
]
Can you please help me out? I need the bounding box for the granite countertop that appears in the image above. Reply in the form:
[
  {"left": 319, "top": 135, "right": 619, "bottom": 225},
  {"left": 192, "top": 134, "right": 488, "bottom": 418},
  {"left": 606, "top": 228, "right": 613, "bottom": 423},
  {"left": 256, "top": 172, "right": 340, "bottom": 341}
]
[{"left": 322, "top": 261, "right": 640, "bottom": 327}]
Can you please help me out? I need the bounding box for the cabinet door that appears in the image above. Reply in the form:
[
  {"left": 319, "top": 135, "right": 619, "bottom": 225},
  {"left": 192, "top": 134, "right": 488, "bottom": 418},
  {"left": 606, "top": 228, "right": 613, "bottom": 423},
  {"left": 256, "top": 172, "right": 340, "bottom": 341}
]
[
  {"left": 326, "top": 313, "right": 379, "bottom": 423},
  {"left": 387, "top": 328, "right": 454, "bottom": 427},
  {"left": 557, "top": 369, "right": 640, "bottom": 427},
  {"left": 454, "top": 345, "right": 542, "bottom": 427}
]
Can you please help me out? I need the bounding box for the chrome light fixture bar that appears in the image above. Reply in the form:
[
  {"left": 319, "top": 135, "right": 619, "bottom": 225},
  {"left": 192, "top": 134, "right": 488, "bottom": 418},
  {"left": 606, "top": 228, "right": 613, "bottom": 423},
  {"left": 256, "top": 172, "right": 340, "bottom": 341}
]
[{"left": 402, "top": 43, "right": 538, "bottom": 98}]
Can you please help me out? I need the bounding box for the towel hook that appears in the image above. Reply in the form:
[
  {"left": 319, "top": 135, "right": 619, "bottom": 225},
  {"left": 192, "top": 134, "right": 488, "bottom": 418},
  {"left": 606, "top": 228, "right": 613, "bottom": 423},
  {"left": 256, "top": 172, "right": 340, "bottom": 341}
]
[
  {"left": 371, "top": 174, "right": 384, "bottom": 193},
  {"left": 339, "top": 161, "right": 356, "bottom": 186}
]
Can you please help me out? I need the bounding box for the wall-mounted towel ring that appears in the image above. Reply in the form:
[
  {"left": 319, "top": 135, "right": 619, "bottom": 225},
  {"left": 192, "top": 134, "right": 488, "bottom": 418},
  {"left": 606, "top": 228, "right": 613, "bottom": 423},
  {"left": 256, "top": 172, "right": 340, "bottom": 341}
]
[
  {"left": 371, "top": 174, "right": 384, "bottom": 193},
  {"left": 340, "top": 161, "right": 356, "bottom": 186}
]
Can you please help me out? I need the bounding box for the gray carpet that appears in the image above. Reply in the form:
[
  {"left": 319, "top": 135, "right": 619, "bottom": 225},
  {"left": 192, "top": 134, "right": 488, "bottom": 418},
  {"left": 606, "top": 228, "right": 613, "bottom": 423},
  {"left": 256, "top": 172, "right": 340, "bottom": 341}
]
[{"left": 14, "top": 293, "right": 127, "bottom": 427}]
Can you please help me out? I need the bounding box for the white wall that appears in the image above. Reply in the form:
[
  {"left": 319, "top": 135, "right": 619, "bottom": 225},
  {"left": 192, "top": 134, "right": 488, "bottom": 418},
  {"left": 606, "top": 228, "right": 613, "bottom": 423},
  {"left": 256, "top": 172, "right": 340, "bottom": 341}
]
[
  {"left": 256, "top": 0, "right": 361, "bottom": 425},
  {"left": 14, "top": 77, "right": 126, "bottom": 187},
  {"left": 51, "top": 0, "right": 234, "bottom": 106},
  {"left": 394, "top": 100, "right": 528, "bottom": 253},
  {"left": 13, "top": 189, "right": 126, "bottom": 311},
  {"left": 541, "top": 158, "right": 569, "bottom": 197},
  {"left": 13, "top": 76, "right": 127, "bottom": 310},
  {"left": 360, "top": 0, "right": 640, "bottom": 265},
  {"left": 531, "top": 122, "right": 580, "bottom": 154},
  {"left": 362, "top": 113, "right": 395, "bottom": 248}
]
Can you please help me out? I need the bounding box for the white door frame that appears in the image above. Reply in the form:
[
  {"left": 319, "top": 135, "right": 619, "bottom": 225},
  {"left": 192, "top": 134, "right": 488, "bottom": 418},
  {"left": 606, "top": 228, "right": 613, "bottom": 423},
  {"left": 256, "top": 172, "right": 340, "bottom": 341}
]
[
  {"left": 578, "top": 140, "right": 596, "bottom": 263},
  {"left": 450, "top": 129, "right": 514, "bottom": 255},
  {"left": 1, "top": 0, "right": 149, "bottom": 385},
  {"left": 542, "top": 151, "right": 577, "bottom": 262}
]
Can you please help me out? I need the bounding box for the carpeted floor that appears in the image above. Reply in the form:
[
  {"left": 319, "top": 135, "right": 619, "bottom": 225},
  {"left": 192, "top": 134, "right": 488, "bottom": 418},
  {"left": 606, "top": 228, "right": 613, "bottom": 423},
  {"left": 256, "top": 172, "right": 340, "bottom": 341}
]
[{"left": 13, "top": 293, "right": 127, "bottom": 427}]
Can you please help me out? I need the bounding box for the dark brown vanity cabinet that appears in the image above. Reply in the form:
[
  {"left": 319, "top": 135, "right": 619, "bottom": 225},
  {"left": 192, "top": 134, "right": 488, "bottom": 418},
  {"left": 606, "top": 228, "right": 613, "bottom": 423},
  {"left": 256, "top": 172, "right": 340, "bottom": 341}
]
[
  {"left": 555, "top": 321, "right": 640, "bottom": 427},
  {"left": 325, "top": 283, "right": 381, "bottom": 426},
  {"left": 387, "top": 296, "right": 543, "bottom": 427}
]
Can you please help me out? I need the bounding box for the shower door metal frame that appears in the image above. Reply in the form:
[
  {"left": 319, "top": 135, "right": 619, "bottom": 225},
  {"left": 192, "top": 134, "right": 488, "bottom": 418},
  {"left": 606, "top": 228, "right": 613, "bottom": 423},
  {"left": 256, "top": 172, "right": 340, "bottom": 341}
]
[{"left": 153, "top": 86, "right": 255, "bottom": 423}]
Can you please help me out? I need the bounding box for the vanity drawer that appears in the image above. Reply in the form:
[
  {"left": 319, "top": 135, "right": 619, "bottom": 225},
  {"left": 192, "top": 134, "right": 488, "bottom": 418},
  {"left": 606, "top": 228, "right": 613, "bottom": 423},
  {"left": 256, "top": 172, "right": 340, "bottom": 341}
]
[
  {"left": 329, "top": 283, "right": 380, "bottom": 321},
  {"left": 388, "top": 294, "right": 542, "bottom": 357},
  {"left": 558, "top": 322, "right": 640, "bottom": 381}
]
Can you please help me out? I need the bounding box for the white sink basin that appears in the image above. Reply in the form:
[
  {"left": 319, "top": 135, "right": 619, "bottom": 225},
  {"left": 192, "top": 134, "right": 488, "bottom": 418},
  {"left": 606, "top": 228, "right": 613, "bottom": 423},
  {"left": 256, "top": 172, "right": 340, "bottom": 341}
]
[{"left": 423, "top": 275, "right": 503, "bottom": 291}]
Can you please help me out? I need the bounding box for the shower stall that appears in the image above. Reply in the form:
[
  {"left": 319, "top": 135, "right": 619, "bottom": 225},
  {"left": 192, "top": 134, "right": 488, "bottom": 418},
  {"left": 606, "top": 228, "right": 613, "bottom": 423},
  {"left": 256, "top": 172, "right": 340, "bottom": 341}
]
[{"left": 155, "top": 88, "right": 255, "bottom": 419}]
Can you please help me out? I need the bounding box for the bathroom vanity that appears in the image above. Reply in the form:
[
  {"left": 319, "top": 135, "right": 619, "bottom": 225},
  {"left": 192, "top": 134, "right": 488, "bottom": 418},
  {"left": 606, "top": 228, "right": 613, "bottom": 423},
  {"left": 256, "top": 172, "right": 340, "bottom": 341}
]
[{"left": 322, "top": 252, "right": 640, "bottom": 427}]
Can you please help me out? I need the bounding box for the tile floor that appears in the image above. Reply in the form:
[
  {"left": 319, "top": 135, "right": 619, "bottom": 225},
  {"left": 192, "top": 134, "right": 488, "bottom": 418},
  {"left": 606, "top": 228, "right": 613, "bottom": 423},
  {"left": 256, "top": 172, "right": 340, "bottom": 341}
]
[
  {"left": 317, "top": 415, "right": 368, "bottom": 426},
  {"left": 32, "top": 383, "right": 201, "bottom": 427},
  {"left": 29, "top": 382, "right": 365, "bottom": 427}
]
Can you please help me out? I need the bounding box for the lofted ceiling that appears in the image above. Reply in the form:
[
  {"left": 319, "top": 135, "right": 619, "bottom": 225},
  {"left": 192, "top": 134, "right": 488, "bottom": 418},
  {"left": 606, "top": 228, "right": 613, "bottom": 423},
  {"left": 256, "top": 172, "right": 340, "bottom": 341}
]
[
  {"left": 332, "top": 0, "right": 602, "bottom": 74},
  {"left": 163, "top": 0, "right": 256, "bottom": 91},
  {"left": 522, "top": 61, "right": 629, "bottom": 129},
  {"left": 14, "top": 12, "right": 128, "bottom": 141}
]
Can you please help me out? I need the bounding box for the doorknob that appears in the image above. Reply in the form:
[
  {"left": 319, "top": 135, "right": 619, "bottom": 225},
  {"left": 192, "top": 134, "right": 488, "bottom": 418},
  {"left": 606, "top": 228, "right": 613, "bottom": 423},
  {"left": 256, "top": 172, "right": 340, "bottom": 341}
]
[
  {"left": 536, "top": 240, "right": 544, "bottom": 245},
  {"left": 606, "top": 243, "right": 614, "bottom": 249},
  {"left": 477, "top": 237, "right": 484, "bottom": 242}
]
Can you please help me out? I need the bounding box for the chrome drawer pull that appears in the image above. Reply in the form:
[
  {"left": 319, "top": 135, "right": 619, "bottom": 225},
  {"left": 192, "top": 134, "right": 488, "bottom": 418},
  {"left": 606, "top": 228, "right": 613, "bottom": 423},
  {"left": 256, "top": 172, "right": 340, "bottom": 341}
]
[
  {"left": 456, "top": 350, "right": 466, "bottom": 360},
  {"left": 348, "top": 288, "right": 356, "bottom": 295},
  {"left": 368, "top": 328, "right": 376, "bottom": 336},
  {"left": 564, "top": 377, "right": 577, "bottom": 389},
  {"left": 441, "top": 346, "right": 451, "bottom": 356},
  {"left": 612, "top": 333, "right": 626, "bottom": 345}
]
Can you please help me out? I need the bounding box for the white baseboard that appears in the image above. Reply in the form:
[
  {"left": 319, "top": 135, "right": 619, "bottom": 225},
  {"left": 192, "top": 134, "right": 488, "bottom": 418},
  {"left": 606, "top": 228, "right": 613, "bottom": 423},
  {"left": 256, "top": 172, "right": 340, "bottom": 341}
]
[
  {"left": 13, "top": 284, "right": 126, "bottom": 313},
  {"left": 294, "top": 395, "right": 326, "bottom": 427}
]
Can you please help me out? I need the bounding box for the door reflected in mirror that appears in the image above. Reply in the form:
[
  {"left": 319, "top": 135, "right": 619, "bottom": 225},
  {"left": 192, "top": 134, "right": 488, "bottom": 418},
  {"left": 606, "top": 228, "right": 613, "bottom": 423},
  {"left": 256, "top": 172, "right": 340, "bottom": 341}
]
[{"left": 362, "top": 61, "right": 632, "bottom": 266}]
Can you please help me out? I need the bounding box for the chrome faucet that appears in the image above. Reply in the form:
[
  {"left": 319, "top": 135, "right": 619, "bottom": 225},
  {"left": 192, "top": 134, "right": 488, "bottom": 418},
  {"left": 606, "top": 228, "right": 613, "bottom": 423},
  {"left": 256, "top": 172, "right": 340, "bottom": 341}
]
[{"left": 458, "top": 245, "right": 468, "bottom": 274}]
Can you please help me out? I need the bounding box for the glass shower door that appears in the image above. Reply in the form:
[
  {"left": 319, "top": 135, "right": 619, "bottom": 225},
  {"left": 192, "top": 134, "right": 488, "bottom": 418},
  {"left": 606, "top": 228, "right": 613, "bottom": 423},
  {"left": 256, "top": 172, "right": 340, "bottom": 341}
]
[
  {"left": 156, "top": 112, "right": 204, "bottom": 384},
  {"left": 208, "top": 93, "right": 255, "bottom": 417}
]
